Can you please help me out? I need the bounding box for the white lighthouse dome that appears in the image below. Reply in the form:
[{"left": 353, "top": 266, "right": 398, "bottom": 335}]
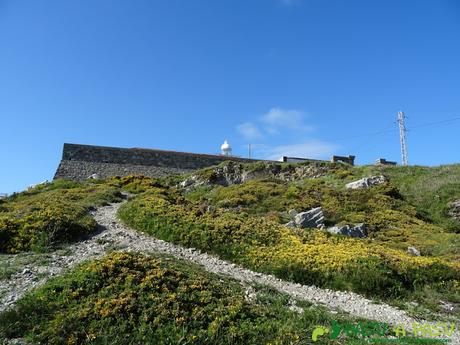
[{"left": 221, "top": 139, "right": 232, "bottom": 156}]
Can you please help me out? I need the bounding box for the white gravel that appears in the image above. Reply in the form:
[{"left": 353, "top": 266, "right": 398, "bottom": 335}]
[{"left": 1, "top": 200, "right": 458, "bottom": 344}]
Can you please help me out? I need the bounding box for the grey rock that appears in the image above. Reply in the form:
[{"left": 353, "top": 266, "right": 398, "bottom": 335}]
[
  {"left": 288, "top": 209, "right": 298, "bottom": 219},
  {"left": 287, "top": 299, "right": 304, "bottom": 314},
  {"left": 327, "top": 224, "right": 366, "bottom": 238},
  {"left": 439, "top": 300, "right": 456, "bottom": 313},
  {"left": 346, "top": 175, "right": 387, "bottom": 190},
  {"left": 179, "top": 175, "right": 202, "bottom": 188},
  {"left": 407, "top": 246, "right": 421, "bottom": 256},
  {"left": 5, "top": 339, "right": 28, "bottom": 345},
  {"left": 285, "top": 220, "right": 297, "bottom": 228},
  {"left": 449, "top": 199, "right": 460, "bottom": 222},
  {"left": 294, "top": 207, "right": 325, "bottom": 229},
  {"left": 178, "top": 161, "right": 339, "bottom": 191}
]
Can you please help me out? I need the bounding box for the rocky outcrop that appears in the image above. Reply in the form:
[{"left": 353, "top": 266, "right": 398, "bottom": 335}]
[
  {"left": 294, "top": 207, "right": 325, "bottom": 229},
  {"left": 449, "top": 199, "right": 460, "bottom": 222},
  {"left": 346, "top": 176, "right": 387, "bottom": 190},
  {"left": 179, "top": 174, "right": 209, "bottom": 189},
  {"left": 407, "top": 246, "right": 421, "bottom": 256},
  {"left": 288, "top": 209, "right": 298, "bottom": 219},
  {"left": 326, "top": 224, "right": 366, "bottom": 238},
  {"left": 285, "top": 220, "right": 296, "bottom": 228},
  {"left": 284, "top": 207, "right": 325, "bottom": 229},
  {"left": 180, "top": 161, "right": 338, "bottom": 190}
]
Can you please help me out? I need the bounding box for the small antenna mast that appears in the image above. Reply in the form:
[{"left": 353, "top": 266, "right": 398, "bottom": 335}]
[{"left": 397, "top": 111, "right": 409, "bottom": 166}]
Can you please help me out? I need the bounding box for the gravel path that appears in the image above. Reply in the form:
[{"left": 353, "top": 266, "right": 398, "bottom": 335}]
[{"left": 1, "top": 200, "right": 458, "bottom": 344}]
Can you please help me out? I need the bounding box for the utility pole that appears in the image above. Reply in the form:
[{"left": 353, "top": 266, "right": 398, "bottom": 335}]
[{"left": 397, "top": 111, "right": 409, "bottom": 166}]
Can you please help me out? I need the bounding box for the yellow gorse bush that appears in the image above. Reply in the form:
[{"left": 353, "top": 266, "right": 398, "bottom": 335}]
[
  {"left": 119, "top": 184, "right": 460, "bottom": 298},
  {"left": 247, "top": 229, "right": 458, "bottom": 275},
  {"left": 3, "top": 251, "right": 329, "bottom": 344},
  {"left": 0, "top": 180, "right": 120, "bottom": 253}
]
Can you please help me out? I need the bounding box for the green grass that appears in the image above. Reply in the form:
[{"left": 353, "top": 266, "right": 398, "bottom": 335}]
[
  {"left": 0, "top": 175, "right": 183, "bottom": 254},
  {"left": 0, "top": 252, "right": 360, "bottom": 345},
  {"left": 0, "top": 179, "right": 123, "bottom": 253},
  {"left": 0, "top": 252, "right": 53, "bottom": 280},
  {"left": 118, "top": 182, "right": 459, "bottom": 302},
  {"left": 117, "top": 163, "right": 460, "bottom": 318},
  {"left": 0, "top": 264, "right": 17, "bottom": 280},
  {"left": 2, "top": 161, "right": 460, "bottom": 336},
  {"left": 382, "top": 164, "right": 460, "bottom": 233},
  {"left": 183, "top": 169, "right": 459, "bottom": 259}
]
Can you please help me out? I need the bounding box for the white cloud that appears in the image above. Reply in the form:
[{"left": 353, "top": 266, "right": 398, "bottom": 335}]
[
  {"left": 259, "top": 141, "right": 339, "bottom": 160},
  {"left": 260, "top": 107, "right": 313, "bottom": 132},
  {"left": 237, "top": 122, "right": 263, "bottom": 140},
  {"left": 236, "top": 107, "right": 313, "bottom": 142},
  {"left": 235, "top": 107, "right": 337, "bottom": 160}
]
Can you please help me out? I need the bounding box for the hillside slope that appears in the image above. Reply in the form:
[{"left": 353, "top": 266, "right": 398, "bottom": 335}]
[
  {"left": 119, "top": 162, "right": 459, "bottom": 314},
  {"left": 0, "top": 162, "right": 459, "bottom": 344}
]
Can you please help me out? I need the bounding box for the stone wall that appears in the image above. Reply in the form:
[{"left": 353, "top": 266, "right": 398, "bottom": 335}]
[{"left": 54, "top": 143, "right": 260, "bottom": 181}]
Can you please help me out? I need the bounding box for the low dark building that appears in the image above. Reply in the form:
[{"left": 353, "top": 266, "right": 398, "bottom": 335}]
[
  {"left": 54, "top": 143, "right": 260, "bottom": 181},
  {"left": 375, "top": 158, "right": 397, "bottom": 166},
  {"left": 331, "top": 155, "right": 355, "bottom": 166}
]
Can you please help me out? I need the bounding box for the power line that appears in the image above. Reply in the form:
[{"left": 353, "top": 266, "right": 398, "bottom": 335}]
[
  {"left": 331, "top": 115, "right": 460, "bottom": 164},
  {"left": 245, "top": 115, "right": 460, "bottom": 160},
  {"left": 408, "top": 117, "right": 460, "bottom": 130},
  {"left": 330, "top": 127, "right": 397, "bottom": 142},
  {"left": 327, "top": 116, "right": 460, "bottom": 143}
]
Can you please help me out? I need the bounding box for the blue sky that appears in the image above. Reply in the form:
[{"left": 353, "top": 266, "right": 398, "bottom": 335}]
[{"left": 1, "top": 0, "right": 459, "bottom": 193}]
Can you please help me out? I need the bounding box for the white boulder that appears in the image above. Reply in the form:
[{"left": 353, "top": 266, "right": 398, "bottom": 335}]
[
  {"left": 346, "top": 176, "right": 387, "bottom": 190},
  {"left": 327, "top": 224, "right": 366, "bottom": 238},
  {"left": 294, "top": 207, "right": 325, "bottom": 229},
  {"left": 407, "top": 246, "right": 421, "bottom": 256}
]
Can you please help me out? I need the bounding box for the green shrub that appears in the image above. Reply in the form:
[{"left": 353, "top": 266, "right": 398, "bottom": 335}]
[
  {"left": 0, "top": 252, "right": 352, "bottom": 345},
  {"left": 0, "top": 180, "right": 122, "bottom": 253},
  {"left": 118, "top": 186, "right": 460, "bottom": 301}
]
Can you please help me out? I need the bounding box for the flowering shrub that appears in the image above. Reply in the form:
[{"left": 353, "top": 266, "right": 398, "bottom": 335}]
[
  {"left": 246, "top": 230, "right": 459, "bottom": 296},
  {"left": 119, "top": 184, "right": 460, "bottom": 299},
  {"left": 107, "top": 175, "right": 178, "bottom": 194},
  {"left": 0, "top": 180, "right": 121, "bottom": 253},
  {"left": 186, "top": 176, "right": 458, "bottom": 258},
  {"left": 0, "top": 252, "right": 349, "bottom": 344}
]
